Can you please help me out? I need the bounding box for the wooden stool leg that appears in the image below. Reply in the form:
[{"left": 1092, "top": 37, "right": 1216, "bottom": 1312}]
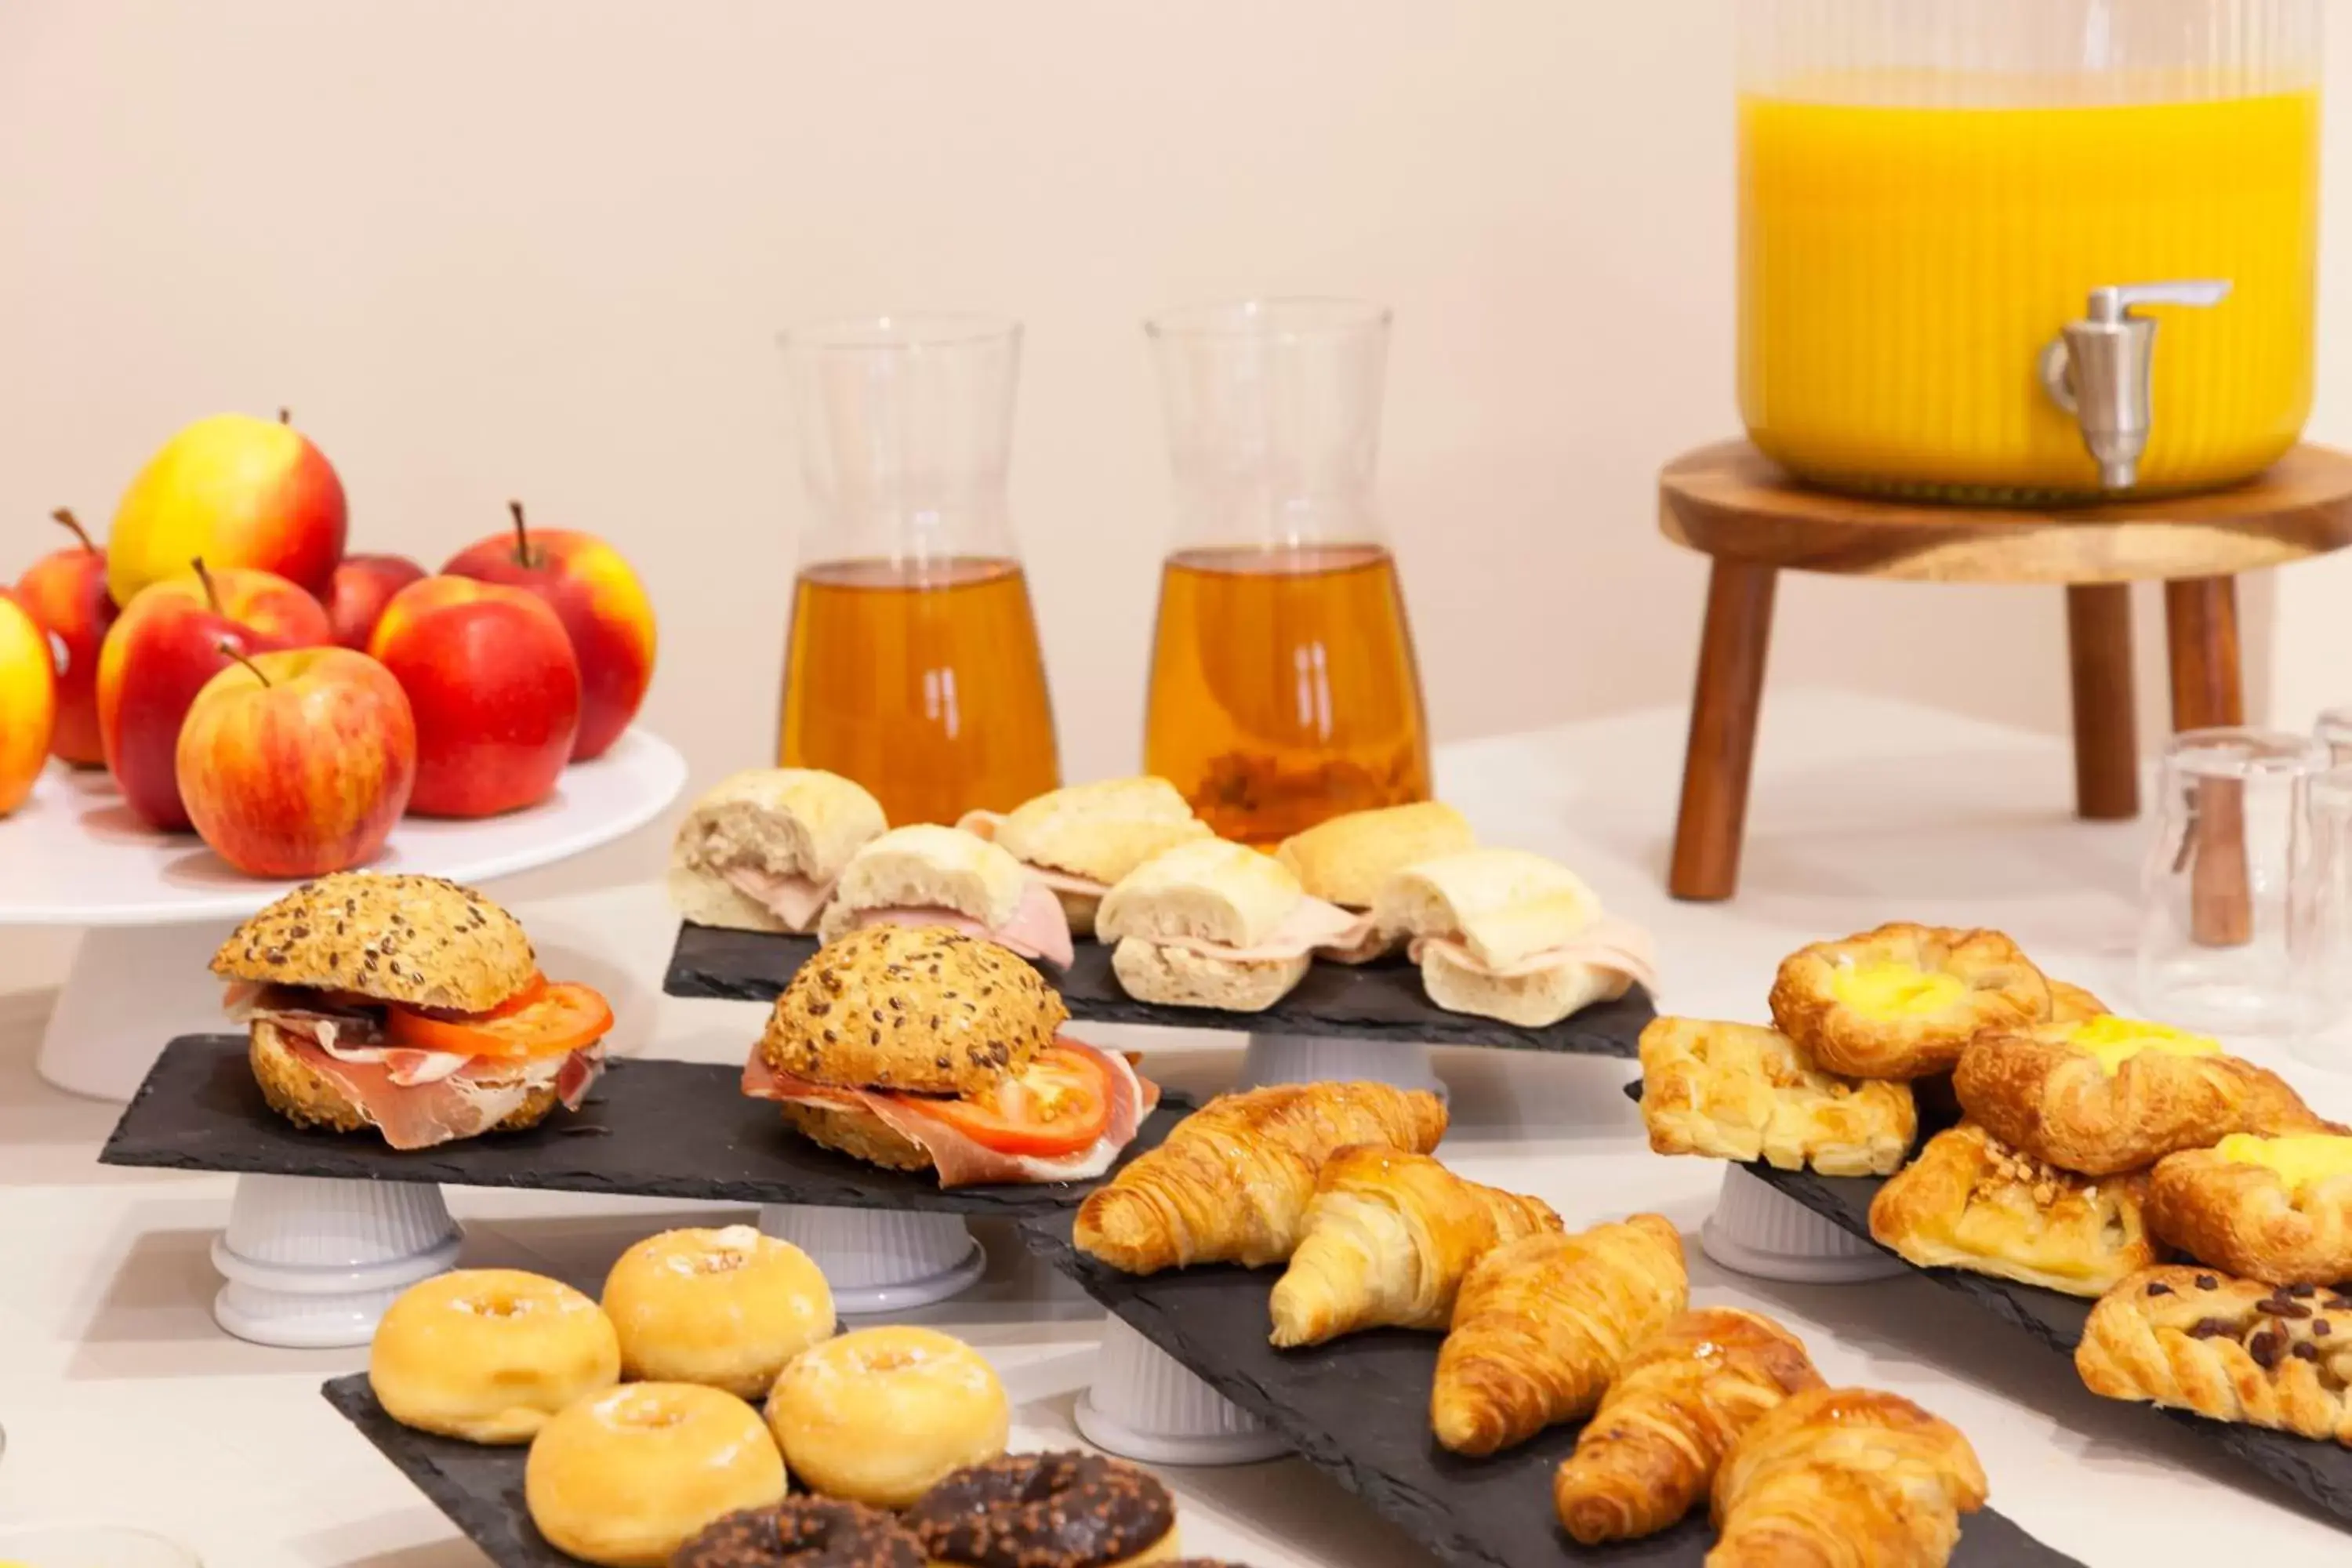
[
  {"left": 2065, "top": 583, "right": 2140, "bottom": 820},
  {"left": 2164, "top": 576, "right": 2250, "bottom": 947},
  {"left": 1670, "top": 561, "right": 1779, "bottom": 902}
]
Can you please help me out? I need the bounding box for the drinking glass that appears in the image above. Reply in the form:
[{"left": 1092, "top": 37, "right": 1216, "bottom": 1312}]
[
  {"left": 2315, "top": 705, "right": 2352, "bottom": 764},
  {"left": 1142, "top": 299, "right": 1431, "bottom": 845},
  {"left": 2137, "top": 727, "right": 2328, "bottom": 1032},
  {"left": 775, "top": 316, "right": 1060, "bottom": 826},
  {"left": 2289, "top": 764, "right": 2352, "bottom": 1069}
]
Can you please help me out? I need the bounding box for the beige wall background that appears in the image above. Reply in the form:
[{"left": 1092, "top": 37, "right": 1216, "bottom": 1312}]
[{"left": 3, "top": 0, "right": 2348, "bottom": 806}]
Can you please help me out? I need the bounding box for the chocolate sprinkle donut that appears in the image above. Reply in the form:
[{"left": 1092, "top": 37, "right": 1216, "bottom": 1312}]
[
  {"left": 670, "top": 1498, "right": 924, "bottom": 1568},
  {"left": 907, "top": 1451, "right": 1178, "bottom": 1568}
]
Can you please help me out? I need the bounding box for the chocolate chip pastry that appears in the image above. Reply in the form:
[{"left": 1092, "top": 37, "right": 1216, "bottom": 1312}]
[{"left": 2078, "top": 1265, "right": 2352, "bottom": 1445}]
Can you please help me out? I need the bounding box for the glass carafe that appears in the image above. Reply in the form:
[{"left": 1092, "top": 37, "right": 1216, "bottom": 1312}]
[
  {"left": 1142, "top": 299, "right": 1430, "bottom": 846},
  {"left": 776, "top": 317, "right": 1059, "bottom": 826}
]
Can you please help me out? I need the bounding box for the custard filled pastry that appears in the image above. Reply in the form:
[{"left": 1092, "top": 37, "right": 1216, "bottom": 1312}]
[
  {"left": 1707, "top": 1386, "right": 1988, "bottom": 1568},
  {"left": 1552, "top": 1307, "right": 1822, "bottom": 1545},
  {"left": 2147, "top": 1133, "right": 2352, "bottom": 1287},
  {"left": 2048, "top": 981, "right": 2109, "bottom": 1024},
  {"left": 1770, "top": 922, "right": 2050, "bottom": 1080},
  {"left": 1954, "top": 1015, "right": 2338, "bottom": 1177},
  {"left": 1639, "top": 1017, "right": 1916, "bottom": 1177},
  {"left": 1267, "top": 1146, "right": 1559, "bottom": 1348},
  {"left": 1867, "top": 1123, "right": 2154, "bottom": 1298},
  {"left": 1430, "top": 1214, "right": 1686, "bottom": 1456},
  {"left": 2077, "top": 1266, "right": 2352, "bottom": 1445}
]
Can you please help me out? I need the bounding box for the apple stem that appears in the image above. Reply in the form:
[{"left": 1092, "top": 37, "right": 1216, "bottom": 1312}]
[
  {"left": 278, "top": 407, "right": 292, "bottom": 425},
  {"left": 217, "top": 641, "right": 270, "bottom": 687},
  {"left": 49, "top": 507, "right": 96, "bottom": 554},
  {"left": 191, "top": 557, "right": 220, "bottom": 614},
  {"left": 506, "top": 499, "right": 541, "bottom": 568}
]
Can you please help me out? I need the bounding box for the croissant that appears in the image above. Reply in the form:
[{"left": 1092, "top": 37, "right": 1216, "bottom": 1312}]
[
  {"left": 2076, "top": 1265, "right": 2352, "bottom": 1443},
  {"left": 1265, "top": 1146, "right": 1560, "bottom": 1348},
  {"left": 1073, "top": 1082, "right": 1448, "bottom": 1274},
  {"left": 1552, "top": 1308, "right": 1822, "bottom": 1545},
  {"left": 1429, "top": 1213, "right": 1686, "bottom": 1456},
  {"left": 1708, "top": 1386, "right": 1988, "bottom": 1568}
]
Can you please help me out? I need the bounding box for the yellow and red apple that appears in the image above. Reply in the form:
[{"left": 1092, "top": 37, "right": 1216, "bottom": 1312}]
[
  {"left": 0, "top": 589, "right": 56, "bottom": 816},
  {"left": 97, "top": 563, "right": 332, "bottom": 830},
  {"left": 325, "top": 553, "right": 426, "bottom": 650},
  {"left": 368, "top": 575, "right": 580, "bottom": 818},
  {"left": 178, "top": 645, "right": 416, "bottom": 877},
  {"left": 443, "top": 501, "right": 653, "bottom": 760},
  {"left": 108, "top": 412, "right": 347, "bottom": 606},
  {"left": 14, "top": 508, "right": 118, "bottom": 765}
]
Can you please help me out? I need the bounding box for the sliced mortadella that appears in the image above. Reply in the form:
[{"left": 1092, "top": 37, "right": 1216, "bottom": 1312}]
[
  {"left": 841, "top": 880, "right": 1076, "bottom": 968},
  {"left": 1409, "top": 914, "right": 1659, "bottom": 993},
  {"left": 1142, "top": 895, "right": 1374, "bottom": 964},
  {"left": 722, "top": 863, "right": 836, "bottom": 932}
]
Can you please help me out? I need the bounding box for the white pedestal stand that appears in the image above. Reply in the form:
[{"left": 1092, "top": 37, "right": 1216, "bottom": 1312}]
[
  {"left": 1699, "top": 1166, "right": 1905, "bottom": 1283},
  {"left": 1073, "top": 1316, "right": 1288, "bottom": 1466},
  {"left": 38, "top": 922, "right": 244, "bottom": 1102},
  {"left": 757, "top": 1205, "right": 988, "bottom": 1315},
  {"left": 211, "top": 1175, "right": 465, "bottom": 1347}
]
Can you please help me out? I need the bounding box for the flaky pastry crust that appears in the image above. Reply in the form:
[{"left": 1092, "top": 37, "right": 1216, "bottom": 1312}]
[
  {"left": 1639, "top": 1017, "right": 1915, "bottom": 1177},
  {"left": 2077, "top": 1266, "right": 2352, "bottom": 1445},
  {"left": 1769, "top": 923, "right": 2050, "bottom": 1080},
  {"left": 2147, "top": 1140, "right": 2352, "bottom": 1287},
  {"left": 1867, "top": 1122, "right": 2153, "bottom": 1297}
]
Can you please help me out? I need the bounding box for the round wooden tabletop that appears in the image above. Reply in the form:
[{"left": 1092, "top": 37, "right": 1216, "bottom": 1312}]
[{"left": 1657, "top": 441, "right": 2352, "bottom": 584}]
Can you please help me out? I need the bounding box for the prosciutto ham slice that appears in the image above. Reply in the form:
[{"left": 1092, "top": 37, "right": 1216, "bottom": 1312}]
[
  {"left": 268, "top": 1022, "right": 607, "bottom": 1151},
  {"left": 720, "top": 863, "right": 837, "bottom": 933},
  {"left": 954, "top": 809, "right": 1112, "bottom": 900},
  {"left": 1133, "top": 895, "right": 1375, "bottom": 964},
  {"left": 839, "top": 880, "right": 1076, "bottom": 968},
  {"left": 1409, "top": 913, "right": 1660, "bottom": 992}
]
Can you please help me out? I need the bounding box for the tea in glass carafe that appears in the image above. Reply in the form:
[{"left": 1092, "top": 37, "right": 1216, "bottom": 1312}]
[
  {"left": 776, "top": 317, "right": 1059, "bottom": 826},
  {"left": 1142, "top": 299, "right": 1430, "bottom": 845}
]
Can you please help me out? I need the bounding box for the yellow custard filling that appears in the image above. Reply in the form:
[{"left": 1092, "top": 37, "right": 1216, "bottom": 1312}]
[
  {"left": 1831, "top": 962, "right": 1967, "bottom": 1018},
  {"left": 2214, "top": 1133, "right": 2352, "bottom": 1196},
  {"left": 2063, "top": 1016, "right": 2223, "bottom": 1076}
]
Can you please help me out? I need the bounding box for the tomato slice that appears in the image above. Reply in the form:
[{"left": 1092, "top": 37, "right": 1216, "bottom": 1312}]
[
  {"left": 899, "top": 1043, "right": 1114, "bottom": 1159},
  {"left": 384, "top": 978, "right": 612, "bottom": 1060}
]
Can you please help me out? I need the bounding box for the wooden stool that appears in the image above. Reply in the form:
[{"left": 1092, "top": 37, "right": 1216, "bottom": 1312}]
[{"left": 1661, "top": 441, "right": 2352, "bottom": 902}]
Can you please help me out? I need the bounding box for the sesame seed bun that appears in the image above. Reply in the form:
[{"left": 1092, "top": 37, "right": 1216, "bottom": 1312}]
[{"left": 212, "top": 872, "right": 539, "bottom": 1013}]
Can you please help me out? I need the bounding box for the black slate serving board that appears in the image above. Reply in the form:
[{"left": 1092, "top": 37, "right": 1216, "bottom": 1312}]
[
  {"left": 1022, "top": 1212, "right": 2082, "bottom": 1568},
  {"left": 667, "top": 923, "right": 1655, "bottom": 1055},
  {"left": 325, "top": 1374, "right": 575, "bottom": 1567},
  {"left": 100, "top": 1034, "right": 1185, "bottom": 1214},
  {"left": 1616, "top": 1080, "right": 2352, "bottom": 1532}
]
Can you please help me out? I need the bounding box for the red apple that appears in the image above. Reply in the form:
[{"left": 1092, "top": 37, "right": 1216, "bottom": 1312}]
[
  {"left": 108, "top": 410, "right": 347, "bottom": 604},
  {"left": 14, "top": 508, "right": 118, "bottom": 765},
  {"left": 325, "top": 553, "right": 426, "bottom": 650},
  {"left": 442, "top": 501, "right": 655, "bottom": 760},
  {"left": 96, "top": 561, "right": 332, "bottom": 830},
  {"left": 0, "top": 588, "right": 56, "bottom": 815},
  {"left": 368, "top": 575, "right": 580, "bottom": 817},
  {"left": 178, "top": 644, "right": 416, "bottom": 877}
]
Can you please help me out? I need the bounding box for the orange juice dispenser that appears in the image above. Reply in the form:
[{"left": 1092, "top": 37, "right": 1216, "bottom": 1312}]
[{"left": 1737, "top": 0, "right": 2321, "bottom": 499}]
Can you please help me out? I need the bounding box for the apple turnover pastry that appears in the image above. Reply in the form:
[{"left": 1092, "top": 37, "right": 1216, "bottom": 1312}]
[
  {"left": 2147, "top": 1133, "right": 2352, "bottom": 1287},
  {"left": 1867, "top": 1123, "right": 2154, "bottom": 1297},
  {"left": 2078, "top": 1266, "right": 2352, "bottom": 1446},
  {"left": 1954, "top": 1015, "right": 2338, "bottom": 1177},
  {"left": 1708, "top": 1386, "right": 1989, "bottom": 1567},
  {"left": 1639, "top": 1017, "right": 1916, "bottom": 1177},
  {"left": 1769, "top": 923, "right": 2050, "bottom": 1080}
]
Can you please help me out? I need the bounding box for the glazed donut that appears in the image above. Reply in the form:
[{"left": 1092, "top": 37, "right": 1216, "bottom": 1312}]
[
  {"left": 764, "top": 1326, "right": 1009, "bottom": 1508},
  {"left": 525, "top": 1383, "right": 787, "bottom": 1568},
  {"left": 601, "top": 1225, "right": 835, "bottom": 1398},
  {"left": 671, "top": 1498, "right": 924, "bottom": 1568},
  {"left": 368, "top": 1269, "right": 619, "bottom": 1444},
  {"left": 907, "top": 1452, "right": 1180, "bottom": 1568}
]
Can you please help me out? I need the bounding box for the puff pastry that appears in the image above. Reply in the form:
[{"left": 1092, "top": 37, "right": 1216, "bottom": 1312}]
[
  {"left": 1953, "top": 1016, "right": 2339, "bottom": 1177},
  {"left": 1430, "top": 1214, "right": 1686, "bottom": 1457},
  {"left": 1770, "top": 923, "right": 2051, "bottom": 1080},
  {"left": 2147, "top": 1134, "right": 2352, "bottom": 1287},
  {"left": 1639, "top": 1017, "right": 1917, "bottom": 1177},
  {"left": 2048, "top": 981, "right": 2108, "bottom": 1024},
  {"left": 1708, "top": 1386, "right": 1988, "bottom": 1568},
  {"left": 1867, "top": 1122, "right": 2154, "bottom": 1298},
  {"left": 1267, "top": 1146, "right": 1559, "bottom": 1348},
  {"left": 1552, "top": 1307, "right": 1822, "bottom": 1545},
  {"left": 2077, "top": 1265, "right": 2352, "bottom": 1445}
]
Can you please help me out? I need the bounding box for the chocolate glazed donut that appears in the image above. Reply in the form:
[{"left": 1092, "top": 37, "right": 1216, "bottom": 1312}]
[
  {"left": 670, "top": 1498, "right": 924, "bottom": 1568},
  {"left": 906, "top": 1452, "right": 1178, "bottom": 1568}
]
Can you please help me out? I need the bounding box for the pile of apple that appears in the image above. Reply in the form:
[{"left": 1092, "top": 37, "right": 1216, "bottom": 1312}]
[{"left": 0, "top": 411, "right": 656, "bottom": 878}]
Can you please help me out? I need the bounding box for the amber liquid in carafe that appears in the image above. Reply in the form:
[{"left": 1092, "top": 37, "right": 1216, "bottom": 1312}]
[
  {"left": 778, "top": 557, "right": 1060, "bottom": 826},
  {"left": 1144, "top": 543, "right": 1430, "bottom": 845}
]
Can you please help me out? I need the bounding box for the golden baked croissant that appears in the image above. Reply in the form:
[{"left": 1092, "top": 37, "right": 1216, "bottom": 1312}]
[
  {"left": 1769, "top": 922, "right": 2050, "bottom": 1080},
  {"left": 2077, "top": 1265, "right": 2352, "bottom": 1444},
  {"left": 1266, "top": 1146, "right": 1559, "bottom": 1348},
  {"left": 1954, "top": 1016, "right": 2339, "bottom": 1176},
  {"left": 1552, "top": 1308, "right": 1822, "bottom": 1545},
  {"left": 1429, "top": 1214, "right": 1686, "bottom": 1456},
  {"left": 1708, "top": 1386, "right": 1988, "bottom": 1568},
  {"left": 2146, "top": 1133, "right": 2352, "bottom": 1287},
  {"left": 1073, "top": 1082, "right": 1448, "bottom": 1273},
  {"left": 1867, "top": 1122, "right": 2154, "bottom": 1298},
  {"left": 1639, "top": 1017, "right": 1916, "bottom": 1176}
]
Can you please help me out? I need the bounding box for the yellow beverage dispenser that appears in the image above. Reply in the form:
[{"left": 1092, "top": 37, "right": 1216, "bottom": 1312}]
[{"left": 1737, "top": 0, "right": 2321, "bottom": 499}]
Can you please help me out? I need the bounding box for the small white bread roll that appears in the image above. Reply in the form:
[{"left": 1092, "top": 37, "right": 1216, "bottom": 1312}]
[
  {"left": 764, "top": 1325, "right": 1010, "bottom": 1508},
  {"left": 525, "top": 1383, "right": 787, "bottom": 1568},
  {"left": 818, "top": 824, "right": 1029, "bottom": 943},
  {"left": 601, "top": 1225, "right": 836, "bottom": 1399},
  {"left": 368, "top": 1269, "right": 619, "bottom": 1445},
  {"left": 667, "top": 768, "right": 887, "bottom": 934}
]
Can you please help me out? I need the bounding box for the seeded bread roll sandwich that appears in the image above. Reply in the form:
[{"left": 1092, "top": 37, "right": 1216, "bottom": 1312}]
[
  {"left": 216, "top": 873, "right": 612, "bottom": 1149},
  {"left": 817, "top": 824, "right": 1074, "bottom": 967},
  {"left": 667, "top": 768, "right": 887, "bottom": 935},
  {"left": 1095, "top": 839, "right": 1370, "bottom": 1012},
  {"left": 959, "top": 776, "right": 1212, "bottom": 936},
  {"left": 1273, "top": 801, "right": 1476, "bottom": 963},
  {"left": 742, "top": 925, "right": 1157, "bottom": 1187}
]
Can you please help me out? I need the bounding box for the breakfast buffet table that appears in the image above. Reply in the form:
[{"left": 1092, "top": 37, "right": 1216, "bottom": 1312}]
[{"left": 6, "top": 689, "right": 2350, "bottom": 1566}]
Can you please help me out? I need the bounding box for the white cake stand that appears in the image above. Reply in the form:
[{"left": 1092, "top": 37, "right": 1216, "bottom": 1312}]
[{"left": 0, "top": 728, "right": 688, "bottom": 1348}]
